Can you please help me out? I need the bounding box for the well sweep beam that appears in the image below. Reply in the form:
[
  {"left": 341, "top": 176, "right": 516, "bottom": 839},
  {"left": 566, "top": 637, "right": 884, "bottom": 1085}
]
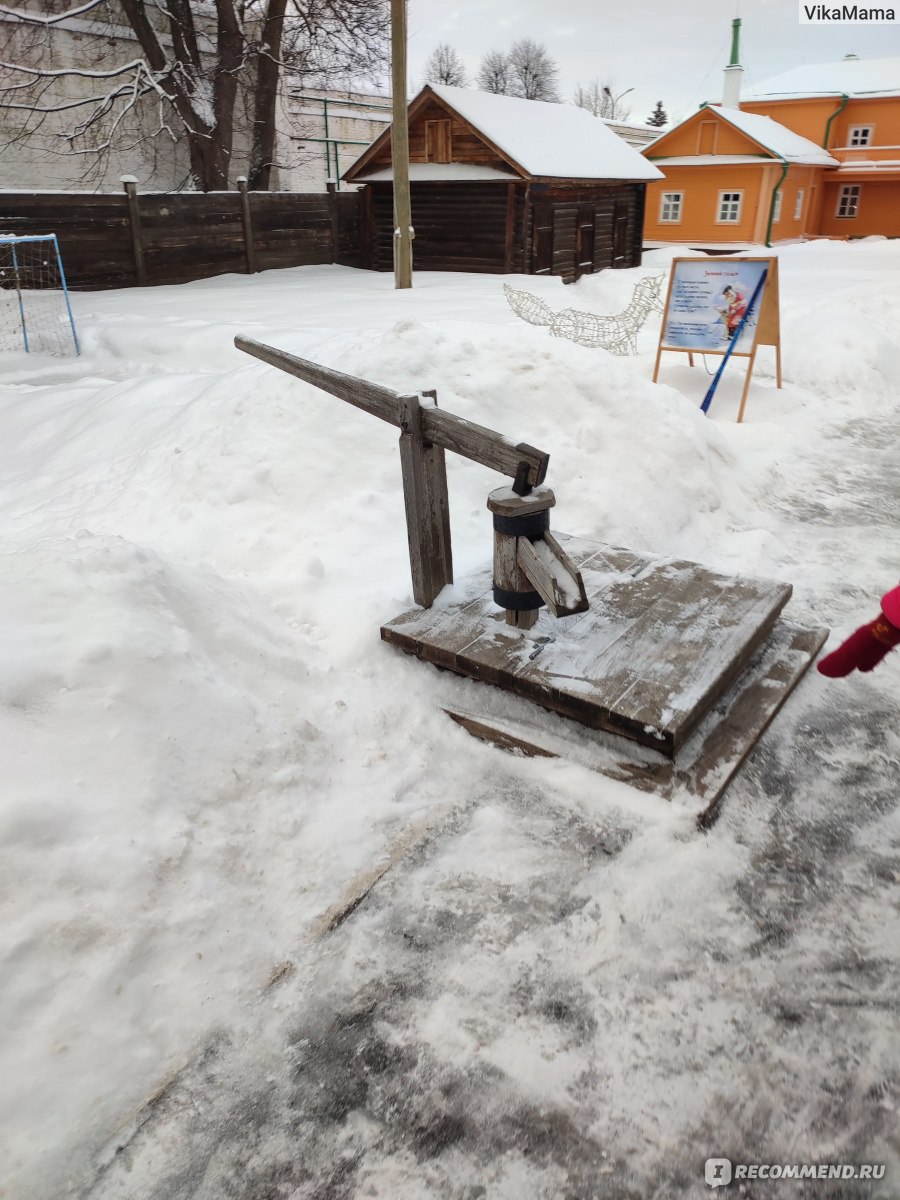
[{"left": 235, "top": 336, "right": 549, "bottom": 491}]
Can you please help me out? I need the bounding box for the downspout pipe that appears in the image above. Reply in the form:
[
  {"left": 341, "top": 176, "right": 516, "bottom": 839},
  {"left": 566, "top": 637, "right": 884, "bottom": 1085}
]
[
  {"left": 323, "top": 97, "right": 332, "bottom": 188},
  {"left": 823, "top": 93, "right": 849, "bottom": 149},
  {"left": 765, "top": 158, "right": 789, "bottom": 247}
]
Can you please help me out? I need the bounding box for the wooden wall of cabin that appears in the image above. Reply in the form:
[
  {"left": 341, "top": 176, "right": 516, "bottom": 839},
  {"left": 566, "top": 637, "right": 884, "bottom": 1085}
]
[
  {"left": 363, "top": 101, "right": 515, "bottom": 173},
  {"left": 365, "top": 182, "right": 520, "bottom": 273},
  {"left": 526, "top": 183, "right": 645, "bottom": 283},
  {"left": 360, "top": 181, "right": 644, "bottom": 280}
]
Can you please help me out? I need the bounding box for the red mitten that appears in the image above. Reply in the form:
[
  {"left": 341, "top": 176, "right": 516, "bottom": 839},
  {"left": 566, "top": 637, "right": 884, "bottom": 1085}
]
[
  {"left": 882, "top": 585, "right": 900, "bottom": 627},
  {"left": 818, "top": 613, "right": 900, "bottom": 677}
]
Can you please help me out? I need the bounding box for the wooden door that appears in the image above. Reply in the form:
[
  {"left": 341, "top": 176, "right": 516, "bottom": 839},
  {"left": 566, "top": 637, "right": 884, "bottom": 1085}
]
[
  {"left": 698, "top": 121, "right": 718, "bottom": 154},
  {"left": 532, "top": 205, "right": 553, "bottom": 275},
  {"left": 575, "top": 206, "right": 595, "bottom": 278},
  {"left": 425, "top": 120, "right": 452, "bottom": 163},
  {"left": 612, "top": 200, "right": 630, "bottom": 268}
]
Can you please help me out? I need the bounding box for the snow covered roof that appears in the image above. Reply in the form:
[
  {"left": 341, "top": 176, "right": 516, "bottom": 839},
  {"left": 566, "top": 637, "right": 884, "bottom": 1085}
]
[
  {"left": 599, "top": 118, "right": 664, "bottom": 148},
  {"left": 382, "top": 86, "right": 662, "bottom": 181},
  {"left": 651, "top": 155, "right": 791, "bottom": 167},
  {"left": 356, "top": 163, "right": 518, "bottom": 182},
  {"left": 706, "top": 107, "right": 840, "bottom": 166},
  {"left": 743, "top": 56, "right": 900, "bottom": 100},
  {"left": 426, "top": 86, "right": 662, "bottom": 180}
]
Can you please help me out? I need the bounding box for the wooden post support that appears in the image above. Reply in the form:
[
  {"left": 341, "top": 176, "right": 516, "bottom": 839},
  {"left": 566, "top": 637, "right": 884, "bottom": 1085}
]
[
  {"left": 121, "top": 176, "right": 146, "bottom": 286},
  {"left": 398, "top": 392, "right": 453, "bottom": 607},
  {"left": 236, "top": 177, "right": 257, "bottom": 274}
]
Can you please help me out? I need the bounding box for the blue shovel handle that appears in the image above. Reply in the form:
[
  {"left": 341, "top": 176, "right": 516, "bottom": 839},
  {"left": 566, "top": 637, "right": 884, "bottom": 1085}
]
[{"left": 700, "top": 268, "right": 768, "bottom": 415}]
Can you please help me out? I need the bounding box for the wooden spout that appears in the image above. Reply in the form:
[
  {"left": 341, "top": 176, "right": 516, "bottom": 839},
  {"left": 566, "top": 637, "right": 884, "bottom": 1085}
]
[{"left": 516, "top": 532, "right": 589, "bottom": 618}]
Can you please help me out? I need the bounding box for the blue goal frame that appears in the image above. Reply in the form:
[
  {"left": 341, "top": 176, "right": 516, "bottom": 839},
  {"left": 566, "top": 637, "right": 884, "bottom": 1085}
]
[{"left": 0, "top": 233, "right": 80, "bottom": 355}]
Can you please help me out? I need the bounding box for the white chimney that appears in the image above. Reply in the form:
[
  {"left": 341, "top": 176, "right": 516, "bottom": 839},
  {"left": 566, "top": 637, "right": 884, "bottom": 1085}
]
[{"left": 723, "top": 18, "right": 743, "bottom": 109}]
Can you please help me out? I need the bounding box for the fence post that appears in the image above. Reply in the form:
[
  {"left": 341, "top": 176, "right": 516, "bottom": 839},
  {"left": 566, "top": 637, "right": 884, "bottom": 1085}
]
[
  {"left": 120, "top": 176, "right": 146, "bottom": 286},
  {"left": 236, "top": 177, "right": 257, "bottom": 274},
  {"left": 326, "top": 181, "right": 340, "bottom": 265}
]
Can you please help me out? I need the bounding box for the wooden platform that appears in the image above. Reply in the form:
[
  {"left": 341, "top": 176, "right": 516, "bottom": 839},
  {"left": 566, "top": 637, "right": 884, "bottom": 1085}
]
[
  {"left": 381, "top": 537, "right": 827, "bottom": 818},
  {"left": 382, "top": 538, "right": 805, "bottom": 758}
]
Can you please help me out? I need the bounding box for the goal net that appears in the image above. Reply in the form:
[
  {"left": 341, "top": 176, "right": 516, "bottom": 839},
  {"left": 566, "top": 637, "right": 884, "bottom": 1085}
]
[{"left": 0, "top": 234, "right": 80, "bottom": 356}]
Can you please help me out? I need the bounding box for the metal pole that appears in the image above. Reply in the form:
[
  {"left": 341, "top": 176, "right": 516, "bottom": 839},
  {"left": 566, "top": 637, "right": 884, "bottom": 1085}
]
[
  {"left": 390, "top": 0, "right": 413, "bottom": 289},
  {"left": 10, "top": 241, "right": 29, "bottom": 352},
  {"left": 53, "top": 234, "right": 80, "bottom": 355}
]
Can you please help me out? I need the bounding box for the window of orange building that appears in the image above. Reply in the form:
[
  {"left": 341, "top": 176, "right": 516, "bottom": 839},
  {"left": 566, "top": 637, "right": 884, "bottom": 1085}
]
[
  {"left": 717, "top": 191, "right": 742, "bottom": 223},
  {"left": 837, "top": 185, "right": 861, "bottom": 218},
  {"left": 659, "top": 192, "right": 683, "bottom": 223},
  {"left": 848, "top": 126, "right": 873, "bottom": 147}
]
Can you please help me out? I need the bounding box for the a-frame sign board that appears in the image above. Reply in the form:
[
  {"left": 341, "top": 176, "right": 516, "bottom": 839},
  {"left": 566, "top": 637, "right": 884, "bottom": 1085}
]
[{"left": 653, "top": 257, "right": 782, "bottom": 422}]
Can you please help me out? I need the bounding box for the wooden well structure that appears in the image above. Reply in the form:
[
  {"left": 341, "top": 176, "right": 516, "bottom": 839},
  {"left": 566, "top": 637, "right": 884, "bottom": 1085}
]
[
  {"left": 236, "top": 336, "right": 826, "bottom": 824},
  {"left": 342, "top": 85, "right": 664, "bottom": 283}
]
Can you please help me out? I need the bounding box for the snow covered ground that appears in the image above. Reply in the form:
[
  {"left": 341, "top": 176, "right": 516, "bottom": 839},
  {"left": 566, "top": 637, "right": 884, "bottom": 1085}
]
[{"left": 2, "top": 242, "right": 899, "bottom": 1199}]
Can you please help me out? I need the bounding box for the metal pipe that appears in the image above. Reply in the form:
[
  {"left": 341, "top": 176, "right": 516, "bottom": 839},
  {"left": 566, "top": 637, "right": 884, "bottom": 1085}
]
[
  {"left": 292, "top": 94, "right": 392, "bottom": 111},
  {"left": 765, "top": 159, "right": 789, "bottom": 247},
  {"left": 823, "top": 93, "right": 849, "bottom": 149}
]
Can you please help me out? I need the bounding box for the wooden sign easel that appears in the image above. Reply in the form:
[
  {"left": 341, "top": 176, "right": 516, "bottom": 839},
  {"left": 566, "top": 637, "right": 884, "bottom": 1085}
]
[{"left": 653, "top": 257, "right": 782, "bottom": 422}]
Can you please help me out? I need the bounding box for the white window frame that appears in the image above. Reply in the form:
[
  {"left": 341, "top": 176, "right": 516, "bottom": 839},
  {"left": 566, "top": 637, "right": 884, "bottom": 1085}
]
[
  {"left": 794, "top": 189, "right": 805, "bottom": 221},
  {"left": 772, "top": 190, "right": 783, "bottom": 223},
  {"left": 659, "top": 191, "right": 683, "bottom": 224},
  {"left": 836, "top": 184, "right": 861, "bottom": 218},
  {"left": 716, "top": 191, "right": 743, "bottom": 224},
  {"left": 848, "top": 125, "right": 873, "bottom": 147}
]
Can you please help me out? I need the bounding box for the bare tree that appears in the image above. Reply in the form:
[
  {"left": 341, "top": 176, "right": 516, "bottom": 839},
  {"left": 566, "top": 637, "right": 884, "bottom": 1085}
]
[
  {"left": 507, "top": 38, "right": 560, "bottom": 103},
  {"left": 573, "top": 79, "right": 633, "bottom": 121},
  {"left": 0, "top": 0, "right": 389, "bottom": 192},
  {"left": 423, "top": 42, "right": 466, "bottom": 87},
  {"left": 476, "top": 49, "right": 510, "bottom": 95}
]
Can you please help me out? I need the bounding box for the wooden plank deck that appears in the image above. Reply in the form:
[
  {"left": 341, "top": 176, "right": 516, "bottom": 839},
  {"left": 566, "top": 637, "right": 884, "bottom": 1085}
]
[
  {"left": 442, "top": 619, "right": 826, "bottom": 824},
  {"left": 381, "top": 537, "right": 795, "bottom": 758}
]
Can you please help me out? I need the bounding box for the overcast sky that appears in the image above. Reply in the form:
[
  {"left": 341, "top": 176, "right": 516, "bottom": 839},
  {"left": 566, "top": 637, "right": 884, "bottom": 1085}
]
[{"left": 403, "top": 0, "right": 899, "bottom": 125}]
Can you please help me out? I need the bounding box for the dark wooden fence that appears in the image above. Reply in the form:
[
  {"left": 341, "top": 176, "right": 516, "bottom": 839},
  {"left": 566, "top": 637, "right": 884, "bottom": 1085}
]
[{"left": 0, "top": 184, "right": 363, "bottom": 289}]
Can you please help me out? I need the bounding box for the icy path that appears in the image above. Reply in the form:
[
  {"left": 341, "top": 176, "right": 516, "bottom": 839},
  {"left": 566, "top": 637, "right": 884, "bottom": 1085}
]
[{"left": 82, "top": 716, "right": 899, "bottom": 1199}]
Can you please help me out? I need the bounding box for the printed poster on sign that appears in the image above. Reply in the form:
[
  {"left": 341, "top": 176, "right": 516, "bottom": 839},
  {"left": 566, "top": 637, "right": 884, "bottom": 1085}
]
[{"left": 661, "top": 259, "right": 769, "bottom": 353}]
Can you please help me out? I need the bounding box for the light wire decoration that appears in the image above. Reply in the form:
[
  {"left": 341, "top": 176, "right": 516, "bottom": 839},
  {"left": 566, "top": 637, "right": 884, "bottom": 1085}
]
[
  {"left": 501, "top": 283, "right": 556, "bottom": 327},
  {"left": 0, "top": 234, "right": 80, "bottom": 356},
  {"left": 504, "top": 274, "right": 665, "bottom": 356}
]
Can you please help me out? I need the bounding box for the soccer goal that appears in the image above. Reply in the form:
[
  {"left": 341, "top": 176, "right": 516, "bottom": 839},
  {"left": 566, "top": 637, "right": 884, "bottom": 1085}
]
[{"left": 0, "top": 234, "right": 80, "bottom": 356}]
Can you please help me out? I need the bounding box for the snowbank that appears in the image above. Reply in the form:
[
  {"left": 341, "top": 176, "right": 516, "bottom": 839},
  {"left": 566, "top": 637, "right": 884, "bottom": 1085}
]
[{"left": 2, "top": 243, "right": 899, "bottom": 1196}]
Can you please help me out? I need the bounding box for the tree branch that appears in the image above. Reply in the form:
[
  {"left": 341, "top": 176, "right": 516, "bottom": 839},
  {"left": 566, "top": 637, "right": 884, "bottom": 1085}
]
[{"left": 0, "top": 0, "right": 105, "bottom": 25}]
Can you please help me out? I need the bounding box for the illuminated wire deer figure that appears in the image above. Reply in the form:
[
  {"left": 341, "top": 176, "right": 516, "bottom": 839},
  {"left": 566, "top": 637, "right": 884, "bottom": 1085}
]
[{"left": 503, "top": 275, "right": 665, "bottom": 356}]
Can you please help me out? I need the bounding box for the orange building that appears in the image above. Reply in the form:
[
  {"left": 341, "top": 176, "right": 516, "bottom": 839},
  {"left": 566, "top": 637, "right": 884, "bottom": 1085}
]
[{"left": 643, "top": 27, "right": 900, "bottom": 246}]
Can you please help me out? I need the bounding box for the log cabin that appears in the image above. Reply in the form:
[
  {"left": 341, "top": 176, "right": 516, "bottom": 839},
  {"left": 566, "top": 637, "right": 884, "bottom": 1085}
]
[{"left": 342, "top": 84, "right": 663, "bottom": 282}]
